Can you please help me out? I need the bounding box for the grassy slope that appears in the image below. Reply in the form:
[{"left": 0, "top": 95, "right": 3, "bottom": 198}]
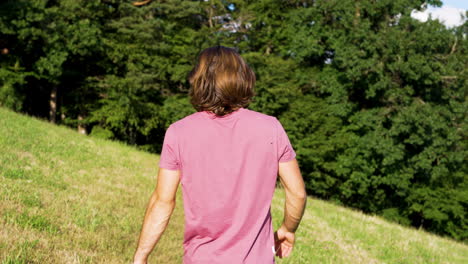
[{"left": 0, "top": 107, "right": 466, "bottom": 264}]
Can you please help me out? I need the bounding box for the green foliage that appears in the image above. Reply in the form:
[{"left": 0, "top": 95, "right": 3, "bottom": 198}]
[
  {"left": 244, "top": 53, "right": 303, "bottom": 115},
  {"left": 89, "top": 125, "right": 114, "bottom": 140},
  {"left": 279, "top": 94, "right": 348, "bottom": 198},
  {"left": 0, "top": 67, "right": 29, "bottom": 111},
  {"left": 0, "top": 0, "right": 466, "bottom": 241}
]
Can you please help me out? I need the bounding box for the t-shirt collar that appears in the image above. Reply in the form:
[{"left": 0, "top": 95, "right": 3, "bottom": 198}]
[{"left": 201, "top": 107, "right": 245, "bottom": 119}]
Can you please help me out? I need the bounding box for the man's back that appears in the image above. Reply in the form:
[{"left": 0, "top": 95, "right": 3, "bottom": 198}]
[
  {"left": 158, "top": 107, "right": 297, "bottom": 263},
  {"left": 133, "top": 46, "right": 306, "bottom": 264}
]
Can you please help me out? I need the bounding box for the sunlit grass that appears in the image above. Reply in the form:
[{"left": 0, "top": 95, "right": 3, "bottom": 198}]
[{"left": 1, "top": 107, "right": 467, "bottom": 263}]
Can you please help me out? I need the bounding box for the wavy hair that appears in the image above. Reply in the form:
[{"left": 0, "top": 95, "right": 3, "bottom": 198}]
[{"left": 188, "top": 46, "right": 256, "bottom": 116}]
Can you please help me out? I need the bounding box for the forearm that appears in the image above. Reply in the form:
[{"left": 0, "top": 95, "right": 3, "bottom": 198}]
[
  {"left": 282, "top": 192, "right": 307, "bottom": 233},
  {"left": 134, "top": 196, "right": 175, "bottom": 262}
]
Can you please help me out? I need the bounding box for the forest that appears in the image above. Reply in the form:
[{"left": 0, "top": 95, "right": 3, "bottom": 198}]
[{"left": 0, "top": 0, "right": 466, "bottom": 242}]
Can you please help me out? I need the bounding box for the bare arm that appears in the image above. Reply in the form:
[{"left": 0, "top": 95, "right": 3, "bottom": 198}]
[
  {"left": 279, "top": 158, "right": 307, "bottom": 232},
  {"left": 274, "top": 158, "right": 307, "bottom": 258},
  {"left": 133, "top": 168, "right": 181, "bottom": 264}
]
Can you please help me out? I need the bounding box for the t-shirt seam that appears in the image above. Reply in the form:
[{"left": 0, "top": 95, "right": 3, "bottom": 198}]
[
  {"left": 273, "top": 117, "right": 280, "bottom": 163},
  {"left": 172, "top": 123, "right": 181, "bottom": 170},
  {"left": 279, "top": 153, "right": 296, "bottom": 163},
  {"left": 160, "top": 123, "right": 181, "bottom": 171}
]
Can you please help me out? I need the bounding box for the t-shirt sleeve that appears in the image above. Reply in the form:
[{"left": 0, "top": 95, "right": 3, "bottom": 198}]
[
  {"left": 275, "top": 117, "right": 297, "bottom": 163},
  {"left": 158, "top": 124, "right": 181, "bottom": 170}
]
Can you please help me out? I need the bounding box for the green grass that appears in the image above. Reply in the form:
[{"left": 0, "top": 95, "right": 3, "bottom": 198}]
[{"left": 0, "top": 106, "right": 467, "bottom": 263}]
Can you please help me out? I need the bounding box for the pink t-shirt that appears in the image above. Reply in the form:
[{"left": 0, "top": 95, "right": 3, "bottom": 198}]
[{"left": 158, "top": 107, "right": 296, "bottom": 264}]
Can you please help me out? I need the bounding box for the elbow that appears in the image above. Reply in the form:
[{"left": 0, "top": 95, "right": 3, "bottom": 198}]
[
  {"left": 154, "top": 197, "right": 176, "bottom": 208},
  {"left": 295, "top": 189, "right": 308, "bottom": 202},
  {"left": 148, "top": 199, "right": 176, "bottom": 217},
  {"left": 285, "top": 187, "right": 308, "bottom": 202},
  {"left": 150, "top": 193, "right": 176, "bottom": 209}
]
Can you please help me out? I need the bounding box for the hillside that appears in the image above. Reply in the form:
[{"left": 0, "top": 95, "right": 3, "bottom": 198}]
[{"left": 0, "top": 107, "right": 467, "bottom": 263}]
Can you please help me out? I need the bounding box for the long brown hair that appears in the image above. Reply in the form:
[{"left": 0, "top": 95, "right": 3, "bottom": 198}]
[{"left": 188, "top": 46, "right": 256, "bottom": 116}]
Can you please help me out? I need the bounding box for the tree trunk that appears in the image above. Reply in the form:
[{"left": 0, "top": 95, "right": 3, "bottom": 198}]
[
  {"left": 49, "top": 86, "right": 57, "bottom": 124},
  {"left": 132, "top": 0, "right": 152, "bottom": 6},
  {"left": 208, "top": 3, "right": 214, "bottom": 28},
  {"left": 60, "top": 91, "right": 65, "bottom": 121},
  {"left": 354, "top": 2, "right": 360, "bottom": 26},
  {"left": 77, "top": 115, "right": 87, "bottom": 135}
]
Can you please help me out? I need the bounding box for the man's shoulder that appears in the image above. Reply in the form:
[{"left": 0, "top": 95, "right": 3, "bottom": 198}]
[
  {"left": 243, "top": 108, "right": 278, "bottom": 125},
  {"left": 168, "top": 111, "right": 202, "bottom": 129}
]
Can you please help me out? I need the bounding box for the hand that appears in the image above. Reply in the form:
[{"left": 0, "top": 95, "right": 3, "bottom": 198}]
[{"left": 274, "top": 225, "right": 295, "bottom": 258}]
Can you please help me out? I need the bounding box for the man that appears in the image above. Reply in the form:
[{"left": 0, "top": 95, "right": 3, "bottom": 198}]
[{"left": 134, "top": 46, "right": 307, "bottom": 264}]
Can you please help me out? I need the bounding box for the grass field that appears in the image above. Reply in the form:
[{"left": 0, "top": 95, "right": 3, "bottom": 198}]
[{"left": 0, "top": 106, "right": 467, "bottom": 263}]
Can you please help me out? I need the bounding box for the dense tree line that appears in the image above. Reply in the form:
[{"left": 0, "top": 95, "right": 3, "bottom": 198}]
[{"left": 1, "top": 0, "right": 466, "bottom": 241}]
